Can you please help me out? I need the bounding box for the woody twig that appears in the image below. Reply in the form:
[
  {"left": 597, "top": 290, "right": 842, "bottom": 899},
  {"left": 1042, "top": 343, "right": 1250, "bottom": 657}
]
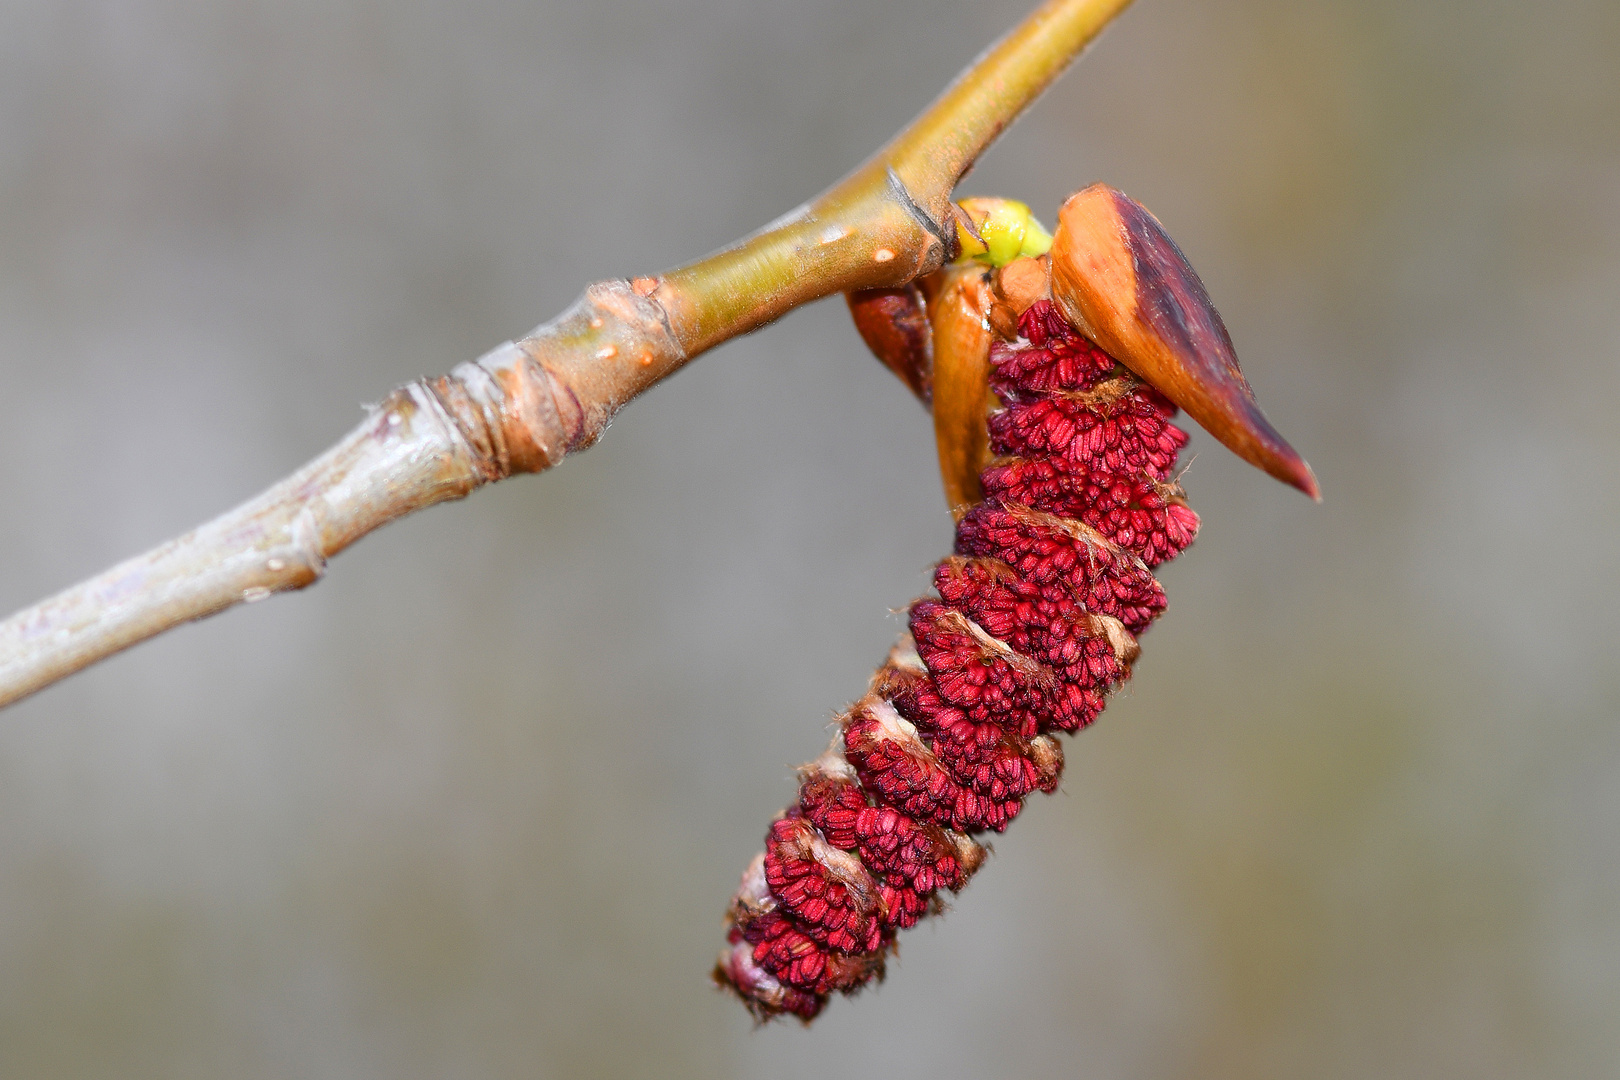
[{"left": 0, "top": 0, "right": 1136, "bottom": 709}]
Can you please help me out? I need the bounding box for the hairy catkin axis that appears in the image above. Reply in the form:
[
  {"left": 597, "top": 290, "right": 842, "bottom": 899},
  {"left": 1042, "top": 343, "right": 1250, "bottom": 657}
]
[{"left": 715, "top": 299, "right": 1196, "bottom": 1021}]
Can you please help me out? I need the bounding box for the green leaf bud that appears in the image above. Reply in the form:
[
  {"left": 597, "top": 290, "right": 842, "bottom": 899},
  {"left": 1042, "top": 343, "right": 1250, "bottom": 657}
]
[{"left": 953, "top": 197, "right": 1052, "bottom": 268}]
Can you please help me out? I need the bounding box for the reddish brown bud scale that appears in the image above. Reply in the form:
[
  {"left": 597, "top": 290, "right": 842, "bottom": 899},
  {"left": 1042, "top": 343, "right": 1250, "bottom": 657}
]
[
  {"left": 988, "top": 254, "right": 1053, "bottom": 340},
  {"left": 846, "top": 285, "right": 934, "bottom": 403},
  {"left": 1049, "top": 184, "right": 1320, "bottom": 500},
  {"left": 929, "top": 267, "right": 997, "bottom": 517}
]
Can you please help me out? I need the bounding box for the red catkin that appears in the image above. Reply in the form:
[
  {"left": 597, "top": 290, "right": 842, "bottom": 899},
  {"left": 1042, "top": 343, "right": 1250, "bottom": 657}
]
[{"left": 716, "top": 300, "right": 1200, "bottom": 1021}]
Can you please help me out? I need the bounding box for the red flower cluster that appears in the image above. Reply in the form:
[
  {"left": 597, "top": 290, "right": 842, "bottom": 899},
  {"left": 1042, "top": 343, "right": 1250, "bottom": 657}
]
[{"left": 716, "top": 301, "right": 1197, "bottom": 1020}]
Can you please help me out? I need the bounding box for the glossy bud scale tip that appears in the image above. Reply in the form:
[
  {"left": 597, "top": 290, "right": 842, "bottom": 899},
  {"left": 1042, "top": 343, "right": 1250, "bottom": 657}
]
[{"left": 1049, "top": 185, "right": 1319, "bottom": 499}]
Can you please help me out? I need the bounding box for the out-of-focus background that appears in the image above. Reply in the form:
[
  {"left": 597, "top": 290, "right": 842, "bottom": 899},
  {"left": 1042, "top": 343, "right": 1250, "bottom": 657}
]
[{"left": 0, "top": 0, "right": 1616, "bottom": 1076}]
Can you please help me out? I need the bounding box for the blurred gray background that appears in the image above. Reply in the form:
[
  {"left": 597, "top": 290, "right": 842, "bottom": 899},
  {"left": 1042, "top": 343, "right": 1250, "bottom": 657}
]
[{"left": 0, "top": 0, "right": 1616, "bottom": 1076}]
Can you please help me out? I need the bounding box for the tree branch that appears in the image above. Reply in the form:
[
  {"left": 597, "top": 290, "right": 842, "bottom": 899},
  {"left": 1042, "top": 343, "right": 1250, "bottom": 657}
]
[{"left": 0, "top": 0, "right": 1134, "bottom": 710}]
